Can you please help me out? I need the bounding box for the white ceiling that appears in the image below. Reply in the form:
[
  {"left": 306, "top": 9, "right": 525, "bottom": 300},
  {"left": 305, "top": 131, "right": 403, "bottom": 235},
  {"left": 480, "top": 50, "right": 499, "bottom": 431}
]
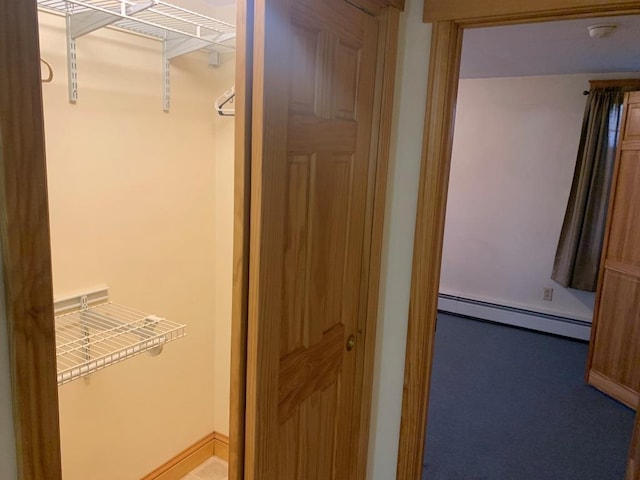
[{"left": 460, "top": 15, "right": 640, "bottom": 79}]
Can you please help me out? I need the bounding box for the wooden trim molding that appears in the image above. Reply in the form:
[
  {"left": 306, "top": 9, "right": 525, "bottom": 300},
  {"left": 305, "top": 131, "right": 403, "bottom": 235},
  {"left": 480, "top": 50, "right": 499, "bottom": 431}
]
[
  {"left": 423, "top": 0, "right": 640, "bottom": 23},
  {"left": 400, "top": 2, "right": 640, "bottom": 480},
  {"left": 0, "top": 1, "right": 62, "bottom": 479},
  {"left": 141, "top": 434, "right": 215, "bottom": 480},
  {"left": 604, "top": 261, "right": 640, "bottom": 279},
  {"left": 588, "top": 371, "right": 639, "bottom": 410},
  {"left": 229, "top": 0, "right": 253, "bottom": 479},
  {"left": 396, "top": 20, "right": 462, "bottom": 480},
  {"left": 354, "top": 7, "right": 401, "bottom": 480},
  {"left": 213, "top": 432, "right": 230, "bottom": 462},
  {"left": 242, "top": 0, "right": 286, "bottom": 474},
  {"left": 589, "top": 79, "right": 640, "bottom": 90},
  {"left": 141, "top": 432, "right": 229, "bottom": 480}
]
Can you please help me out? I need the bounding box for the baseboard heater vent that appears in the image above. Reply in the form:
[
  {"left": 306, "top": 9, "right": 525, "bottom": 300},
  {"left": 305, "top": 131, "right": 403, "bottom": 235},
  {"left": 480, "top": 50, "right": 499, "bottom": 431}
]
[{"left": 438, "top": 293, "right": 591, "bottom": 341}]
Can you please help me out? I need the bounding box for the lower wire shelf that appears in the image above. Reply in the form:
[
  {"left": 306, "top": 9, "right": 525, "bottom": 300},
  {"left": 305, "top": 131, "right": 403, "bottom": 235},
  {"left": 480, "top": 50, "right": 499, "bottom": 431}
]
[{"left": 55, "top": 299, "right": 186, "bottom": 386}]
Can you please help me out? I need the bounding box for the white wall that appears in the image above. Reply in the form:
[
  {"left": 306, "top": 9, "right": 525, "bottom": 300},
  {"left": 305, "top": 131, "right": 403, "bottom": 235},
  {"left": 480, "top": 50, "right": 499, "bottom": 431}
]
[
  {"left": 0, "top": 255, "right": 18, "bottom": 480},
  {"left": 367, "top": 0, "right": 430, "bottom": 477},
  {"left": 440, "top": 73, "right": 638, "bottom": 323}
]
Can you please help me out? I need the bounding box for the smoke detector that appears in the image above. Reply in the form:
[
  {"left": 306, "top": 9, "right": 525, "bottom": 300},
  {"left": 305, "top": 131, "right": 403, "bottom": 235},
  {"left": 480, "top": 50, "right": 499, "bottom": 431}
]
[{"left": 588, "top": 24, "right": 618, "bottom": 39}]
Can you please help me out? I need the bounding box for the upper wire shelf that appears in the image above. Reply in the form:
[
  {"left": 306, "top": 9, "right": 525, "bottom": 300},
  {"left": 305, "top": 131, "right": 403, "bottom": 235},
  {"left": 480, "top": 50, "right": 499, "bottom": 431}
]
[
  {"left": 36, "top": 0, "right": 236, "bottom": 111},
  {"left": 37, "top": 0, "right": 236, "bottom": 50},
  {"left": 55, "top": 288, "right": 186, "bottom": 385}
]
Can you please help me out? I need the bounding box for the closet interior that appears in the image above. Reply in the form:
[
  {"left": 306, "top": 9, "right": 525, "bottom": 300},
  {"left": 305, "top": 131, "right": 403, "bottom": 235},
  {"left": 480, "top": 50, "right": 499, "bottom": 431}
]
[{"left": 37, "top": 0, "right": 236, "bottom": 478}]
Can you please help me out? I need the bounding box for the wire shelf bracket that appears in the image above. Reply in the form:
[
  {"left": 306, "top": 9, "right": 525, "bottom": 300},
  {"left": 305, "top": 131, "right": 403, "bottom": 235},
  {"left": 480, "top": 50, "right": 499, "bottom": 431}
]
[
  {"left": 37, "top": 0, "right": 236, "bottom": 111},
  {"left": 54, "top": 286, "right": 187, "bottom": 386}
]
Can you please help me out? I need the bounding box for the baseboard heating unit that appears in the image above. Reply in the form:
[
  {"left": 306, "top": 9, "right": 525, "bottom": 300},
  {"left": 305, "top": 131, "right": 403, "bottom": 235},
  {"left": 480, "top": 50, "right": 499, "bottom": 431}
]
[{"left": 438, "top": 294, "right": 591, "bottom": 341}]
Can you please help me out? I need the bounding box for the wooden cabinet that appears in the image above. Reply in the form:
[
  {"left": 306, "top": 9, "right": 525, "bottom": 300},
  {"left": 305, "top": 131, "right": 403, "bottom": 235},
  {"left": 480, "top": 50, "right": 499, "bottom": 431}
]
[{"left": 588, "top": 91, "right": 640, "bottom": 409}]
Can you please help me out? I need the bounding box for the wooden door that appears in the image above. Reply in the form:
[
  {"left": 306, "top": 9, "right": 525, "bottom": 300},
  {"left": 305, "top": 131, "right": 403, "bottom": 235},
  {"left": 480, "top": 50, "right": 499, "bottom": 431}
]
[
  {"left": 244, "top": 0, "right": 380, "bottom": 478},
  {"left": 588, "top": 91, "right": 640, "bottom": 409}
]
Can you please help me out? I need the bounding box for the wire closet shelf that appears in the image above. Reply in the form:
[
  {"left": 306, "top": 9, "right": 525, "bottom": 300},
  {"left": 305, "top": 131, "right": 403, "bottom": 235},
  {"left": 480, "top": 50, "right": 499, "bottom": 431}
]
[
  {"left": 36, "top": 0, "right": 236, "bottom": 110},
  {"left": 55, "top": 299, "right": 186, "bottom": 386},
  {"left": 37, "top": 0, "right": 236, "bottom": 48}
]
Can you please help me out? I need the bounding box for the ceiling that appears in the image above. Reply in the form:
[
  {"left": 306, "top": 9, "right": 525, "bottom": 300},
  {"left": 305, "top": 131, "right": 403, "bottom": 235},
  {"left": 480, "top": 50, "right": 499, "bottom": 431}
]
[{"left": 460, "top": 15, "right": 640, "bottom": 79}]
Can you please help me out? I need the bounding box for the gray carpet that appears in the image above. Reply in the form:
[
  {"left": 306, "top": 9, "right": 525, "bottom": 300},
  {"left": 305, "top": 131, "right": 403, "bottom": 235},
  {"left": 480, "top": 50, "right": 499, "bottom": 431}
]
[{"left": 423, "top": 313, "right": 635, "bottom": 480}]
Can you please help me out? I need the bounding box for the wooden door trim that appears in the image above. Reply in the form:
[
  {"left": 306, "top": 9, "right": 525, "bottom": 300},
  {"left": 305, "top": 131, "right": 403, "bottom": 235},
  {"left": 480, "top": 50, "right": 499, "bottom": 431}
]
[
  {"left": 399, "top": 2, "right": 640, "bottom": 480},
  {"left": 241, "top": 0, "right": 286, "bottom": 474},
  {"left": 0, "top": 1, "right": 62, "bottom": 479},
  {"left": 353, "top": 6, "right": 401, "bottom": 480},
  {"left": 589, "top": 79, "right": 640, "bottom": 90},
  {"left": 229, "top": 0, "right": 254, "bottom": 479},
  {"left": 396, "top": 20, "right": 463, "bottom": 480},
  {"left": 423, "top": 0, "right": 640, "bottom": 23}
]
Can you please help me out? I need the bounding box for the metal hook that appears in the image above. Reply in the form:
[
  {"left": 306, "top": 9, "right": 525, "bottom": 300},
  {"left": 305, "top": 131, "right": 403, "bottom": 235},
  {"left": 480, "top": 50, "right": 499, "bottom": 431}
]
[
  {"left": 215, "top": 87, "right": 235, "bottom": 117},
  {"left": 41, "top": 58, "right": 54, "bottom": 83}
]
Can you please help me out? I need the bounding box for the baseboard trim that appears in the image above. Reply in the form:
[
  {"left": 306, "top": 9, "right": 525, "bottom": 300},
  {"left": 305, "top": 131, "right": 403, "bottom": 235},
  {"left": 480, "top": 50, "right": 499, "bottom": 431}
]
[
  {"left": 589, "top": 370, "right": 639, "bottom": 410},
  {"left": 141, "top": 432, "right": 229, "bottom": 480},
  {"left": 438, "top": 294, "right": 592, "bottom": 341},
  {"left": 213, "top": 432, "right": 229, "bottom": 461}
]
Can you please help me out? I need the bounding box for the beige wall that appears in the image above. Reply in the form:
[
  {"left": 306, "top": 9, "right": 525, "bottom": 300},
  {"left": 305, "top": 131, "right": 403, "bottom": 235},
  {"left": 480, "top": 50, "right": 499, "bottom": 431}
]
[
  {"left": 367, "top": 0, "right": 431, "bottom": 477},
  {"left": 173, "top": 1, "right": 236, "bottom": 25},
  {"left": 39, "top": 9, "right": 234, "bottom": 480}
]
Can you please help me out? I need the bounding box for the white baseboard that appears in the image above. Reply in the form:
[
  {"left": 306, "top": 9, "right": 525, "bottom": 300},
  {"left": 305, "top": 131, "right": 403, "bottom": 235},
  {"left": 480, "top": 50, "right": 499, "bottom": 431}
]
[{"left": 438, "top": 294, "right": 591, "bottom": 341}]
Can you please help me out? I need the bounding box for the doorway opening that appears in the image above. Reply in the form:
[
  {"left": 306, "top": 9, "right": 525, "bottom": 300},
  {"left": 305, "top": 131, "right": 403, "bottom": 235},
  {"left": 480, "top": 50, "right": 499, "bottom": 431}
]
[
  {"left": 398, "top": 4, "right": 640, "bottom": 480},
  {"left": 426, "top": 14, "right": 640, "bottom": 479},
  {"left": 37, "top": 1, "right": 237, "bottom": 479}
]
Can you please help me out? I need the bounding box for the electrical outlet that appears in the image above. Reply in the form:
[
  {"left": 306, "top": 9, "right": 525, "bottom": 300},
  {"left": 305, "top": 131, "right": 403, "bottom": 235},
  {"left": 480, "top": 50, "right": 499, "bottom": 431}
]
[{"left": 543, "top": 287, "right": 554, "bottom": 301}]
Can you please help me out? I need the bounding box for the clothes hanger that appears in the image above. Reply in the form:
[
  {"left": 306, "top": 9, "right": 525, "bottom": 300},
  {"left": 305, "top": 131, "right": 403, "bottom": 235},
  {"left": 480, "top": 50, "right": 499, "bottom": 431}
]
[
  {"left": 215, "top": 87, "right": 235, "bottom": 117},
  {"left": 41, "top": 58, "right": 53, "bottom": 83}
]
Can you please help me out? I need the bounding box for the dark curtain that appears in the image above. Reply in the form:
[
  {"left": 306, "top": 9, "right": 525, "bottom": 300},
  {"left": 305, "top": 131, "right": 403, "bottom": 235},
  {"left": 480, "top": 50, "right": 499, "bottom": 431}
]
[{"left": 551, "top": 87, "right": 624, "bottom": 292}]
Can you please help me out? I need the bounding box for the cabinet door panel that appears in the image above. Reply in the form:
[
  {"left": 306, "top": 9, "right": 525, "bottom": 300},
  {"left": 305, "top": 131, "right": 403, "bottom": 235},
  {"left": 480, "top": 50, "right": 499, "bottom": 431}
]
[
  {"left": 588, "top": 91, "right": 640, "bottom": 409},
  {"left": 607, "top": 151, "right": 640, "bottom": 266}
]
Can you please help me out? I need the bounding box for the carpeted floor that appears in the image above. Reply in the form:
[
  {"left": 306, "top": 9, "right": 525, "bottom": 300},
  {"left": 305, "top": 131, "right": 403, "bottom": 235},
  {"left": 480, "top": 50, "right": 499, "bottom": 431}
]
[{"left": 423, "top": 313, "right": 635, "bottom": 480}]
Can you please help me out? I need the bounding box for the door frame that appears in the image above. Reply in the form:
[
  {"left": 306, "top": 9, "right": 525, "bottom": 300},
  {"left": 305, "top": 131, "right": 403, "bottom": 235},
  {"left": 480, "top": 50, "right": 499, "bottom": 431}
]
[
  {"left": 230, "top": 0, "right": 404, "bottom": 479},
  {"left": 0, "top": 1, "right": 61, "bottom": 479},
  {"left": 398, "top": 1, "right": 640, "bottom": 479}
]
